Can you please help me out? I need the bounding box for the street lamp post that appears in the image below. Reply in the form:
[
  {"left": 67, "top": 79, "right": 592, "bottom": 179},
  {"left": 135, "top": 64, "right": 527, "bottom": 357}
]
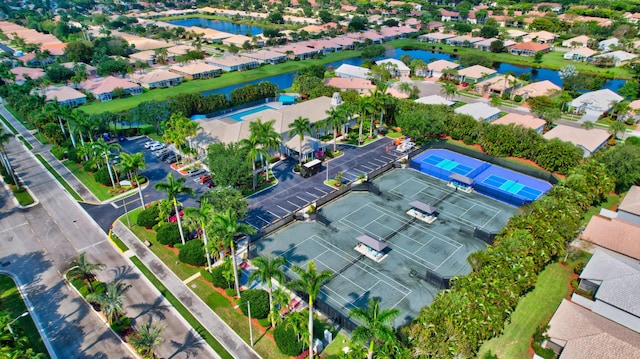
[
  {"left": 234, "top": 301, "right": 253, "bottom": 346},
  {"left": 7, "top": 312, "right": 29, "bottom": 336}
]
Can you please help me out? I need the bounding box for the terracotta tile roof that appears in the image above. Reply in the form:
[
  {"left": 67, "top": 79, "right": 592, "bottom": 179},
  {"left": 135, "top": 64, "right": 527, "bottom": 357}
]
[
  {"left": 492, "top": 112, "right": 546, "bottom": 130},
  {"left": 618, "top": 186, "right": 640, "bottom": 216},
  {"left": 457, "top": 65, "right": 496, "bottom": 79},
  {"left": 543, "top": 125, "right": 610, "bottom": 153},
  {"left": 37, "top": 86, "right": 86, "bottom": 102},
  {"left": 323, "top": 77, "right": 375, "bottom": 90},
  {"left": 427, "top": 59, "right": 459, "bottom": 72},
  {"left": 581, "top": 216, "right": 640, "bottom": 259},
  {"left": 10, "top": 67, "right": 45, "bottom": 81},
  {"left": 80, "top": 76, "right": 140, "bottom": 96},
  {"left": 509, "top": 42, "right": 551, "bottom": 52}
]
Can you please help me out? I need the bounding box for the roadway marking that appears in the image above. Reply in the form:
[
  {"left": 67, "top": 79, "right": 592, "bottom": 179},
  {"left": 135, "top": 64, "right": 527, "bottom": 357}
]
[
  {"left": 277, "top": 205, "right": 290, "bottom": 213},
  {"left": 267, "top": 210, "right": 280, "bottom": 218},
  {"left": 77, "top": 239, "right": 108, "bottom": 253},
  {"left": 0, "top": 222, "right": 28, "bottom": 233}
]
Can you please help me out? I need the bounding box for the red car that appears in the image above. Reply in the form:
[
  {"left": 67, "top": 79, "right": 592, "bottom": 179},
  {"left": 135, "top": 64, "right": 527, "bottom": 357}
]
[{"left": 169, "top": 211, "right": 184, "bottom": 223}]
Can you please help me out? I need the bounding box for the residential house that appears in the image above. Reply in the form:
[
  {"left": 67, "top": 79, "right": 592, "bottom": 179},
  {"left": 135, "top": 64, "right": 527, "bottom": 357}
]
[
  {"left": 240, "top": 50, "right": 287, "bottom": 64},
  {"left": 624, "top": 11, "right": 640, "bottom": 23},
  {"left": 439, "top": 9, "right": 460, "bottom": 22},
  {"left": 131, "top": 69, "right": 183, "bottom": 89},
  {"left": 306, "top": 39, "right": 342, "bottom": 54},
  {"left": 506, "top": 29, "right": 527, "bottom": 40},
  {"left": 569, "top": 89, "right": 623, "bottom": 119},
  {"left": 414, "top": 95, "right": 454, "bottom": 107},
  {"left": 166, "top": 44, "right": 196, "bottom": 59},
  {"left": 492, "top": 113, "right": 546, "bottom": 133},
  {"left": 617, "top": 186, "right": 640, "bottom": 226},
  {"left": 330, "top": 36, "right": 358, "bottom": 50},
  {"left": 359, "top": 30, "right": 386, "bottom": 44},
  {"left": 558, "top": 14, "right": 613, "bottom": 27},
  {"left": 454, "top": 102, "right": 501, "bottom": 122},
  {"left": 473, "top": 74, "right": 519, "bottom": 97},
  {"left": 562, "top": 35, "right": 592, "bottom": 48},
  {"left": 80, "top": 76, "right": 142, "bottom": 102},
  {"left": 417, "top": 32, "right": 456, "bottom": 43},
  {"left": 205, "top": 55, "right": 259, "bottom": 72},
  {"left": 335, "top": 64, "right": 371, "bottom": 79},
  {"left": 9, "top": 67, "right": 45, "bottom": 85},
  {"left": 543, "top": 125, "right": 610, "bottom": 157},
  {"left": 273, "top": 44, "right": 319, "bottom": 60},
  {"left": 221, "top": 34, "right": 253, "bottom": 48},
  {"left": 574, "top": 250, "right": 640, "bottom": 332},
  {"left": 324, "top": 77, "right": 375, "bottom": 94},
  {"left": 508, "top": 42, "right": 551, "bottom": 56},
  {"left": 598, "top": 38, "right": 619, "bottom": 52},
  {"left": 445, "top": 35, "right": 484, "bottom": 47},
  {"left": 536, "top": 2, "right": 562, "bottom": 12},
  {"left": 375, "top": 58, "right": 410, "bottom": 80},
  {"left": 545, "top": 299, "right": 640, "bottom": 358},
  {"left": 60, "top": 62, "right": 98, "bottom": 77},
  {"left": 630, "top": 100, "right": 640, "bottom": 121},
  {"left": 590, "top": 51, "right": 637, "bottom": 67},
  {"left": 36, "top": 86, "right": 87, "bottom": 107},
  {"left": 523, "top": 30, "right": 558, "bottom": 44},
  {"left": 563, "top": 47, "right": 598, "bottom": 61},
  {"left": 456, "top": 65, "right": 497, "bottom": 84},
  {"left": 474, "top": 38, "right": 515, "bottom": 52},
  {"left": 426, "top": 21, "right": 444, "bottom": 31},
  {"left": 169, "top": 61, "right": 221, "bottom": 80},
  {"left": 426, "top": 59, "right": 460, "bottom": 78},
  {"left": 581, "top": 214, "right": 640, "bottom": 260},
  {"left": 513, "top": 80, "right": 561, "bottom": 100},
  {"left": 129, "top": 50, "right": 156, "bottom": 66}
]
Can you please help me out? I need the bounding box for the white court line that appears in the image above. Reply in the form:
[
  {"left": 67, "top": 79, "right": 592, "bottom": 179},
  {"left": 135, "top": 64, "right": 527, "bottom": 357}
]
[
  {"left": 296, "top": 195, "right": 312, "bottom": 202},
  {"left": 434, "top": 244, "right": 464, "bottom": 272},
  {"left": 370, "top": 158, "right": 388, "bottom": 165}
]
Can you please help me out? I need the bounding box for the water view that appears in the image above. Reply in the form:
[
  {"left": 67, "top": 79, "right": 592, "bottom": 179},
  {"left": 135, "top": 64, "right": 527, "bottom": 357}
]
[{"left": 167, "top": 18, "right": 265, "bottom": 36}]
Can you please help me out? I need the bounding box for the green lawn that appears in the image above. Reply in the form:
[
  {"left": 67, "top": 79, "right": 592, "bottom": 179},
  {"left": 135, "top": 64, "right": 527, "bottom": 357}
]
[
  {"left": 62, "top": 160, "right": 117, "bottom": 201},
  {"left": 17, "top": 136, "right": 33, "bottom": 150},
  {"left": 12, "top": 187, "right": 34, "bottom": 206},
  {"left": 108, "top": 231, "right": 129, "bottom": 252},
  {"left": 129, "top": 257, "right": 233, "bottom": 359},
  {"left": 80, "top": 50, "right": 362, "bottom": 115},
  {"left": 477, "top": 262, "right": 573, "bottom": 359},
  {"left": 0, "top": 114, "right": 18, "bottom": 134},
  {"left": 323, "top": 331, "right": 350, "bottom": 357},
  {"left": 0, "top": 275, "right": 49, "bottom": 358},
  {"left": 581, "top": 194, "right": 621, "bottom": 226},
  {"left": 5, "top": 106, "right": 34, "bottom": 130},
  {"left": 122, "top": 209, "right": 200, "bottom": 280},
  {"left": 35, "top": 154, "right": 82, "bottom": 201}
]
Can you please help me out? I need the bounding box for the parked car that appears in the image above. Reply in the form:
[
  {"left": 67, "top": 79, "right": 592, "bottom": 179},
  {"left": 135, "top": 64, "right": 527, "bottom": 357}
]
[
  {"left": 159, "top": 151, "right": 174, "bottom": 161},
  {"left": 169, "top": 210, "right": 184, "bottom": 223},
  {"left": 196, "top": 174, "right": 212, "bottom": 183},
  {"left": 204, "top": 180, "right": 214, "bottom": 188},
  {"left": 144, "top": 141, "right": 159, "bottom": 149},
  {"left": 187, "top": 168, "right": 206, "bottom": 177},
  {"left": 166, "top": 155, "right": 181, "bottom": 164},
  {"left": 153, "top": 148, "right": 171, "bottom": 157},
  {"left": 149, "top": 143, "right": 166, "bottom": 151}
]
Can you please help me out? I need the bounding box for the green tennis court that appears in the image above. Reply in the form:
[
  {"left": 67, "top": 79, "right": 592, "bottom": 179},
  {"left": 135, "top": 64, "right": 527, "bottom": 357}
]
[{"left": 253, "top": 170, "right": 517, "bottom": 328}]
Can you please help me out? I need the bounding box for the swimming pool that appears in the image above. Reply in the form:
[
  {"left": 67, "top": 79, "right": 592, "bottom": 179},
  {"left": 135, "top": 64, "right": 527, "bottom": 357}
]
[{"left": 227, "top": 105, "right": 275, "bottom": 121}]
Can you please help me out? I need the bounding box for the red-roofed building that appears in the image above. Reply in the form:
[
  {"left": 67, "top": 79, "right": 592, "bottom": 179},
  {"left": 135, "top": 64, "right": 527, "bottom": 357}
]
[
  {"left": 324, "top": 77, "right": 375, "bottom": 94},
  {"left": 9, "top": 67, "right": 45, "bottom": 84},
  {"left": 80, "top": 76, "right": 142, "bottom": 102},
  {"left": 508, "top": 42, "right": 551, "bottom": 56}
]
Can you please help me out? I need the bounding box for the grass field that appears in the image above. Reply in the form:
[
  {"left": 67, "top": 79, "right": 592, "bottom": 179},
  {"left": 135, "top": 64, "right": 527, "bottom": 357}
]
[
  {"left": 0, "top": 114, "right": 18, "bottom": 134},
  {"left": 12, "top": 187, "right": 34, "bottom": 206},
  {"left": 80, "top": 50, "right": 361, "bottom": 114},
  {"left": 62, "top": 160, "right": 116, "bottom": 201},
  {"left": 35, "top": 154, "right": 82, "bottom": 201},
  {"left": 477, "top": 262, "right": 572, "bottom": 359},
  {"left": 0, "top": 275, "right": 49, "bottom": 358},
  {"left": 123, "top": 209, "right": 200, "bottom": 280},
  {"left": 129, "top": 256, "right": 233, "bottom": 359}
]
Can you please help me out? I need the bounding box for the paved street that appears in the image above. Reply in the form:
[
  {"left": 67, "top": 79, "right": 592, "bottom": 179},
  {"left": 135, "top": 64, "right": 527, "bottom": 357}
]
[{"left": 0, "top": 110, "right": 217, "bottom": 358}]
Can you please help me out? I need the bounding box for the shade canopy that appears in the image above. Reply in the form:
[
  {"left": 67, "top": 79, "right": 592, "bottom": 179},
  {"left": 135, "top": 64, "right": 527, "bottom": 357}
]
[
  {"left": 356, "top": 234, "right": 388, "bottom": 252},
  {"left": 449, "top": 173, "right": 473, "bottom": 185},
  {"left": 409, "top": 200, "right": 437, "bottom": 215}
]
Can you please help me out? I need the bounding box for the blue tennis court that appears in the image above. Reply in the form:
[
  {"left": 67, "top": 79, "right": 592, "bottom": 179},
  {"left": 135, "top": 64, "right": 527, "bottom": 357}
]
[
  {"left": 422, "top": 155, "right": 474, "bottom": 176},
  {"left": 483, "top": 175, "right": 542, "bottom": 201}
]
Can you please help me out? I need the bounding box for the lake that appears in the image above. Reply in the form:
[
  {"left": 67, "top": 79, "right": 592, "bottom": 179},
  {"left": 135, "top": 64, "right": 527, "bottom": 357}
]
[
  {"left": 167, "top": 18, "right": 265, "bottom": 36},
  {"left": 202, "top": 48, "right": 627, "bottom": 97}
]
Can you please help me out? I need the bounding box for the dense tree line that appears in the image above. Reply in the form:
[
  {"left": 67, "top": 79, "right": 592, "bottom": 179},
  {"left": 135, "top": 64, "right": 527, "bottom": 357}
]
[{"left": 229, "top": 81, "right": 278, "bottom": 107}]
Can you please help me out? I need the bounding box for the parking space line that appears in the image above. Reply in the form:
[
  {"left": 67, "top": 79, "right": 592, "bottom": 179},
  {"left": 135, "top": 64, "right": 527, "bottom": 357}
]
[
  {"left": 267, "top": 210, "right": 281, "bottom": 218},
  {"left": 287, "top": 200, "right": 299, "bottom": 207},
  {"left": 361, "top": 164, "right": 375, "bottom": 171},
  {"left": 277, "top": 205, "right": 290, "bottom": 213},
  {"left": 314, "top": 187, "right": 327, "bottom": 194},
  {"left": 306, "top": 191, "right": 320, "bottom": 198},
  {"left": 371, "top": 158, "right": 387, "bottom": 165}
]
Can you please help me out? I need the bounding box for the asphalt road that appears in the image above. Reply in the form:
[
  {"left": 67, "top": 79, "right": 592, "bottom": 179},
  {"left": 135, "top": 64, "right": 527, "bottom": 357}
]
[{"left": 0, "top": 120, "right": 215, "bottom": 358}]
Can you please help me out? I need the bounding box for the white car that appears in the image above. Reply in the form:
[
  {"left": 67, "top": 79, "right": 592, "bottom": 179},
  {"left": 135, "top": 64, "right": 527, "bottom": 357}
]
[
  {"left": 149, "top": 143, "right": 166, "bottom": 151},
  {"left": 144, "top": 141, "right": 159, "bottom": 149}
]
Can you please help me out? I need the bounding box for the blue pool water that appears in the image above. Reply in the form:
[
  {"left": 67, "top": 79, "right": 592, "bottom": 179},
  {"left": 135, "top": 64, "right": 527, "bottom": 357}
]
[
  {"left": 228, "top": 105, "right": 274, "bottom": 121},
  {"left": 279, "top": 95, "right": 296, "bottom": 104},
  {"left": 166, "top": 18, "right": 265, "bottom": 36},
  {"left": 190, "top": 114, "right": 207, "bottom": 120}
]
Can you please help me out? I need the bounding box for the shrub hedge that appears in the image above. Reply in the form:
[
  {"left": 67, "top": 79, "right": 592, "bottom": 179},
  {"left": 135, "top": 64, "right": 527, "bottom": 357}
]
[
  {"left": 178, "top": 240, "right": 205, "bottom": 266},
  {"left": 93, "top": 166, "right": 112, "bottom": 186},
  {"left": 156, "top": 222, "right": 181, "bottom": 246},
  {"left": 238, "top": 289, "right": 269, "bottom": 319},
  {"left": 274, "top": 320, "right": 304, "bottom": 356},
  {"left": 137, "top": 205, "right": 160, "bottom": 228}
]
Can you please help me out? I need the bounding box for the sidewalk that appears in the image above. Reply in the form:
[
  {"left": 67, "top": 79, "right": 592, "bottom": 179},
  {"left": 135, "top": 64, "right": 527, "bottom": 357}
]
[
  {"left": 113, "top": 221, "right": 261, "bottom": 359},
  {"left": 0, "top": 106, "right": 100, "bottom": 203}
]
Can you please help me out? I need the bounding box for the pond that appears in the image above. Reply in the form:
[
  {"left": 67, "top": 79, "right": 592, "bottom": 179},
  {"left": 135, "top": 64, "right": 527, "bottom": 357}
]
[
  {"left": 167, "top": 18, "right": 265, "bottom": 36},
  {"left": 202, "top": 48, "right": 627, "bottom": 97}
]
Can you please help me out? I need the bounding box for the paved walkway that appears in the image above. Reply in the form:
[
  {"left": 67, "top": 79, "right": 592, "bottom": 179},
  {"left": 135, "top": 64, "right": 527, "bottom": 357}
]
[{"left": 113, "top": 222, "right": 261, "bottom": 359}]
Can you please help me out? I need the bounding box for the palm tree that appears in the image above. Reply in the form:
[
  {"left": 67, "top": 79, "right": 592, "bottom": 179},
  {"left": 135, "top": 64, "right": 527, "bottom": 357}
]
[
  {"left": 155, "top": 173, "right": 195, "bottom": 245},
  {"left": 489, "top": 94, "right": 502, "bottom": 108},
  {"left": 356, "top": 96, "right": 375, "bottom": 144},
  {"left": 183, "top": 199, "right": 215, "bottom": 272},
  {"left": 440, "top": 81, "right": 457, "bottom": 100},
  {"left": 44, "top": 102, "right": 69, "bottom": 139},
  {"left": 288, "top": 116, "right": 312, "bottom": 165},
  {"left": 248, "top": 256, "right": 287, "bottom": 328},
  {"left": 239, "top": 135, "right": 267, "bottom": 190},
  {"left": 117, "top": 152, "right": 146, "bottom": 208},
  {"left": 249, "top": 118, "right": 281, "bottom": 181},
  {"left": 68, "top": 252, "right": 105, "bottom": 293},
  {"left": 410, "top": 59, "right": 428, "bottom": 77},
  {"left": 127, "top": 322, "right": 165, "bottom": 358},
  {"left": 349, "top": 298, "right": 401, "bottom": 359},
  {"left": 87, "top": 280, "right": 130, "bottom": 325},
  {"left": 154, "top": 47, "right": 169, "bottom": 64},
  {"left": 370, "top": 83, "right": 390, "bottom": 133},
  {"left": 325, "top": 107, "right": 346, "bottom": 152},
  {"left": 609, "top": 120, "right": 627, "bottom": 139},
  {"left": 582, "top": 121, "right": 595, "bottom": 130},
  {"left": 285, "top": 310, "right": 309, "bottom": 343},
  {"left": 211, "top": 209, "right": 256, "bottom": 298},
  {"left": 0, "top": 127, "right": 18, "bottom": 190},
  {"left": 271, "top": 287, "right": 291, "bottom": 326},
  {"left": 91, "top": 139, "right": 122, "bottom": 189},
  {"left": 289, "top": 261, "right": 333, "bottom": 359}
]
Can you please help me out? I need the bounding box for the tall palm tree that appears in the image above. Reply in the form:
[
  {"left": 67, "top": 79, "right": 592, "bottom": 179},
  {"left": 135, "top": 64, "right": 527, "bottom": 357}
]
[
  {"left": 285, "top": 310, "right": 309, "bottom": 343},
  {"left": 356, "top": 96, "right": 375, "bottom": 144},
  {"left": 248, "top": 255, "right": 287, "bottom": 328},
  {"left": 288, "top": 116, "right": 312, "bottom": 165},
  {"left": 155, "top": 173, "right": 195, "bottom": 245},
  {"left": 289, "top": 261, "right": 333, "bottom": 359},
  {"left": 127, "top": 322, "right": 165, "bottom": 358},
  {"left": 609, "top": 120, "right": 627, "bottom": 139},
  {"left": 68, "top": 252, "right": 105, "bottom": 293},
  {"left": 117, "top": 152, "right": 146, "bottom": 208},
  {"left": 250, "top": 118, "right": 281, "bottom": 182},
  {"left": 154, "top": 47, "right": 169, "bottom": 64},
  {"left": 44, "top": 102, "right": 70, "bottom": 139},
  {"left": 239, "top": 135, "right": 267, "bottom": 190},
  {"left": 371, "top": 83, "right": 390, "bottom": 131},
  {"left": 349, "top": 298, "right": 401, "bottom": 359},
  {"left": 325, "top": 107, "right": 346, "bottom": 152},
  {"left": 271, "top": 287, "right": 291, "bottom": 326},
  {"left": 183, "top": 199, "right": 215, "bottom": 272},
  {"left": 0, "top": 127, "right": 18, "bottom": 190},
  {"left": 211, "top": 209, "right": 256, "bottom": 298},
  {"left": 91, "top": 139, "right": 122, "bottom": 189},
  {"left": 87, "top": 280, "right": 130, "bottom": 325},
  {"left": 440, "top": 81, "right": 458, "bottom": 100}
]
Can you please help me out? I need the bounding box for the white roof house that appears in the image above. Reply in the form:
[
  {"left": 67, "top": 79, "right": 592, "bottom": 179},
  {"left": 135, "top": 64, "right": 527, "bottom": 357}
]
[
  {"left": 543, "top": 125, "right": 610, "bottom": 157},
  {"left": 375, "top": 58, "right": 410, "bottom": 79},
  {"left": 415, "top": 95, "right": 454, "bottom": 107},
  {"left": 454, "top": 102, "right": 501, "bottom": 122},
  {"left": 599, "top": 38, "right": 620, "bottom": 52},
  {"left": 590, "top": 51, "right": 638, "bottom": 67},
  {"left": 335, "top": 64, "right": 371, "bottom": 79},
  {"left": 569, "top": 89, "right": 623, "bottom": 115},
  {"left": 563, "top": 47, "right": 598, "bottom": 61},
  {"left": 131, "top": 69, "right": 183, "bottom": 89},
  {"left": 35, "top": 86, "right": 87, "bottom": 107}
]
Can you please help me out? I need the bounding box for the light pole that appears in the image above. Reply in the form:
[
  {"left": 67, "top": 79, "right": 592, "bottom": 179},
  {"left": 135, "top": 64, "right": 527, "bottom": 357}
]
[
  {"left": 7, "top": 312, "right": 29, "bottom": 336},
  {"left": 234, "top": 301, "right": 253, "bottom": 346}
]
